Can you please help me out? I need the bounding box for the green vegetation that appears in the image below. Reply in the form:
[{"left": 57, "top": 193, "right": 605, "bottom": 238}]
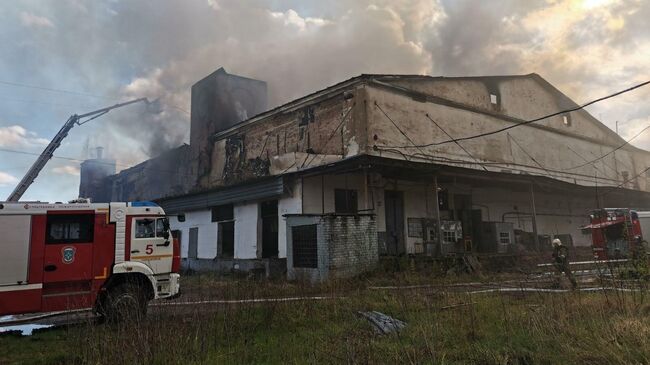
[{"left": 2, "top": 272, "right": 649, "bottom": 364}]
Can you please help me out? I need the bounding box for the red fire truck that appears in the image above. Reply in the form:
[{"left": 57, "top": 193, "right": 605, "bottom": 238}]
[
  {"left": 0, "top": 201, "right": 180, "bottom": 321},
  {"left": 586, "top": 208, "right": 649, "bottom": 260}
]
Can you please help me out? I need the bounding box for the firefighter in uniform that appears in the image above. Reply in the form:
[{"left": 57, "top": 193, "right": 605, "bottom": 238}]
[{"left": 551, "top": 238, "right": 577, "bottom": 289}]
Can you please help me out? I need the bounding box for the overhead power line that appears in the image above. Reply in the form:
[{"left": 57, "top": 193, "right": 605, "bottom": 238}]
[
  {"left": 599, "top": 166, "right": 650, "bottom": 197},
  {"left": 374, "top": 102, "right": 434, "bottom": 163},
  {"left": 564, "top": 124, "right": 650, "bottom": 170},
  {"left": 387, "top": 79, "right": 650, "bottom": 149},
  {"left": 425, "top": 113, "right": 488, "bottom": 171},
  {"left": 0, "top": 80, "right": 113, "bottom": 100},
  {"left": 0, "top": 79, "right": 190, "bottom": 115},
  {"left": 0, "top": 147, "right": 198, "bottom": 181},
  {"left": 507, "top": 133, "right": 554, "bottom": 177}
]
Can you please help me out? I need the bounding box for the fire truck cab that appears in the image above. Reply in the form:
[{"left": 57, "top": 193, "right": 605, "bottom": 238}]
[{"left": 0, "top": 201, "right": 180, "bottom": 320}]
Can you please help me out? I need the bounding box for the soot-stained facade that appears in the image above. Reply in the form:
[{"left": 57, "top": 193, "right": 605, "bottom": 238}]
[{"left": 81, "top": 69, "right": 650, "bottom": 280}]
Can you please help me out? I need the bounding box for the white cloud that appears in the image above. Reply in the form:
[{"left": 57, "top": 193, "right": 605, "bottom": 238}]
[
  {"left": 269, "top": 9, "right": 331, "bottom": 31},
  {"left": 52, "top": 165, "right": 80, "bottom": 176},
  {"left": 20, "top": 12, "right": 55, "bottom": 28},
  {"left": 0, "top": 171, "right": 18, "bottom": 187},
  {"left": 207, "top": 0, "right": 220, "bottom": 11},
  {"left": 0, "top": 125, "right": 49, "bottom": 149}
]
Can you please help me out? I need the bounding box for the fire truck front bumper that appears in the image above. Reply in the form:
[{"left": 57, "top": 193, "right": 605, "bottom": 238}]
[{"left": 156, "top": 273, "right": 180, "bottom": 299}]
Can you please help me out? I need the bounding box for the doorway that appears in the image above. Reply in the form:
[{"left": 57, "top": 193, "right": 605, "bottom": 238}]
[
  {"left": 261, "top": 200, "right": 279, "bottom": 258},
  {"left": 188, "top": 227, "right": 198, "bottom": 259},
  {"left": 218, "top": 222, "right": 235, "bottom": 258},
  {"left": 384, "top": 190, "right": 405, "bottom": 255}
]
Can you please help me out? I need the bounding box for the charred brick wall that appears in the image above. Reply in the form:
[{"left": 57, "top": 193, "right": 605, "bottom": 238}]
[{"left": 208, "top": 90, "right": 364, "bottom": 188}]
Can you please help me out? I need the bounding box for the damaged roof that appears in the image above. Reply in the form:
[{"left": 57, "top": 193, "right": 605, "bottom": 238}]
[{"left": 214, "top": 72, "right": 631, "bottom": 148}]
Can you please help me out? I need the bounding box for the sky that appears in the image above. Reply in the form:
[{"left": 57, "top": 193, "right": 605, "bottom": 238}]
[{"left": 0, "top": 0, "right": 649, "bottom": 202}]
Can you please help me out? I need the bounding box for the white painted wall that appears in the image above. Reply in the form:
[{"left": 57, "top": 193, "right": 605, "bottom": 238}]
[
  {"left": 234, "top": 203, "right": 259, "bottom": 259},
  {"left": 169, "top": 209, "right": 218, "bottom": 259},
  {"left": 278, "top": 179, "right": 302, "bottom": 258},
  {"left": 303, "top": 173, "right": 368, "bottom": 214}
]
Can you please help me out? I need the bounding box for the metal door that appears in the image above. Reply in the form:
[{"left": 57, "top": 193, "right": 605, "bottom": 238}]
[
  {"left": 42, "top": 213, "right": 94, "bottom": 284},
  {"left": 130, "top": 217, "right": 173, "bottom": 273},
  {"left": 188, "top": 227, "right": 198, "bottom": 259},
  {"left": 261, "top": 200, "right": 279, "bottom": 258},
  {"left": 41, "top": 213, "right": 95, "bottom": 311},
  {"left": 384, "top": 190, "right": 405, "bottom": 255}
]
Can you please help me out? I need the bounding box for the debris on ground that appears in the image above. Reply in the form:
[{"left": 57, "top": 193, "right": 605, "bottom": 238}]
[{"left": 358, "top": 311, "right": 407, "bottom": 334}]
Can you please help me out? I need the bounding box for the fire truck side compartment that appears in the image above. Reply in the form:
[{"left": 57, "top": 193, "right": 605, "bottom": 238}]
[{"left": 0, "top": 215, "right": 32, "bottom": 286}]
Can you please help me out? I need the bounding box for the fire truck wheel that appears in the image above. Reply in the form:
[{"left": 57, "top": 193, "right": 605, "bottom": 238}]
[{"left": 103, "top": 283, "right": 148, "bottom": 323}]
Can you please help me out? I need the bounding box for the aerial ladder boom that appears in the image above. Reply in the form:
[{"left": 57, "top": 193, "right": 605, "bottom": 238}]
[{"left": 6, "top": 98, "right": 150, "bottom": 202}]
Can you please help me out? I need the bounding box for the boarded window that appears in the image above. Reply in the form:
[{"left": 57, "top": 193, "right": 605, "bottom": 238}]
[
  {"left": 46, "top": 214, "right": 94, "bottom": 244},
  {"left": 212, "top": 204, "right": 234, "bottom": 222},
  {"left": 334, "top": 189, "right": 358, "bottom": 214},
  {"left": 292, "top": 224, "right": 318, "bottom": 268}
]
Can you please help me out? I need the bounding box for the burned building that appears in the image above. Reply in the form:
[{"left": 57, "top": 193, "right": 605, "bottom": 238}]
[
  {"left": 190, "top": 68, "right": 268, "bottom": 190},
  {"left": 81, "top": 70, "right": 650, "bottom": 280},
  {"left": 79, "top": 147, "right": 116, "bottom": 203},
  {"left": 78, "top": 68, "right": 268, "bottom": 202}
]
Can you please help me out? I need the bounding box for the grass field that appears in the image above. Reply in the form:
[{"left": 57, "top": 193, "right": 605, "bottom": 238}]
[{"left": 1, "top": 270, "right": 649, "bottom": 365}]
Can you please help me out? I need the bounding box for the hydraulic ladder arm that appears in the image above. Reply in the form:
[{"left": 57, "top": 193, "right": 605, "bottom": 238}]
[{"left": 6, "top": 98, "right": 149, "bottom": 202}]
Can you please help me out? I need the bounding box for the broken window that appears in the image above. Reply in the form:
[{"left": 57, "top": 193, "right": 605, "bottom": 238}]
[
  {"left": 212, "top": 204, "right": 234, "bottom": 222},
  {"left": 300, "top": 107, "right": 315, "bottom": 126},
  {"left": 292, "top": 224, "right": 318, "bottom": 268},
  {"left": 335, "top": 189, "right": 358, "bottom": 214}
]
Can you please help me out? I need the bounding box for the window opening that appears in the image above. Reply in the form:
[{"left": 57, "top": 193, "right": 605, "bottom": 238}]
[
  {"left": 135, "top": 219, "right": 156, "bottom": 238},
  {"left": 212, "top": 204, "right": 234, "bottom": 222},
  {"left": 46, "top": 214, "right": 94, "bottom": 244},
  {"left": 335, "top": 189, "right": 358, "bottom": 214}
]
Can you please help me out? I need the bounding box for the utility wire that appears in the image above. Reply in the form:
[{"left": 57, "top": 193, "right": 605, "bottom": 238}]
[
  {"left": 425, "top": 113, "right": 488, "bottom": 171},
  {"left": 387, "top": 79, "right": 650, "bottom": 149},
  {"left": 599, "top": 166, "right": 650, "bottom": 197},
  {"left": 507, "top": 133, "right": 554, "bottom": 177},
  {"left": 374, "top": 102, "right": 439, "bottom": 166},
  {"left": 0, "top": 80, "right": 112, "bottom": 100},
  {"left": 0, "top": 147, "right": 200, "bottom": 181},
  {"left": 565, "top": 145, "right": 606, "bottom": 177},
  {"left": 564, "top": 124, "right": 650, "bottom": 170},
  {"left": 300, "top": 102, "right": 355, "bottom": 169},
  {"left": 0, "top": 79, "right": 190, "bottom": 115},
  {"left": 373, "top": 145, "right": 621, "bottom": 186}
]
